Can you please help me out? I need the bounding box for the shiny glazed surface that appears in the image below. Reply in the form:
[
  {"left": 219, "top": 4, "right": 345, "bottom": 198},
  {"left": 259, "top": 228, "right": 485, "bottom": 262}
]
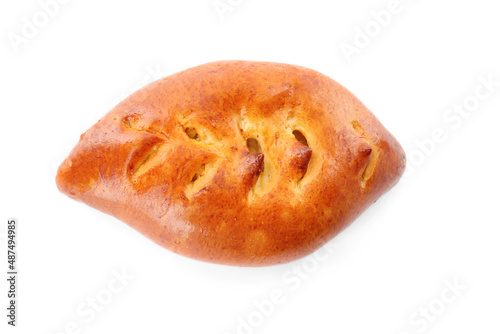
[{"left": 56, "top": 61, "right": 406, "bottom": 266}]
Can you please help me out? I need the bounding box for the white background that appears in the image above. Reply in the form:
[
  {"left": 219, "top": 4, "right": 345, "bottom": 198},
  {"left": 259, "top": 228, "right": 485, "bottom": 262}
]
[{"left": 1, "top": 0, "right": 499, "bottom": 333}]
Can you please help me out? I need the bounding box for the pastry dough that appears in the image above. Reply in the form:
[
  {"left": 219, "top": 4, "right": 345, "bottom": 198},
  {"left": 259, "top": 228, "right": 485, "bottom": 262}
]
[{"left": 56, "top": 61, "right": 405, "bottom": 266}]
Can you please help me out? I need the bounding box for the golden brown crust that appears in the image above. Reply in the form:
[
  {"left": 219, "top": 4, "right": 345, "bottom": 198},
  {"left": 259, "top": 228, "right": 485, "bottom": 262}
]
[{"left": 56, "top": 61, "right": 405, "bottom": 266}]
